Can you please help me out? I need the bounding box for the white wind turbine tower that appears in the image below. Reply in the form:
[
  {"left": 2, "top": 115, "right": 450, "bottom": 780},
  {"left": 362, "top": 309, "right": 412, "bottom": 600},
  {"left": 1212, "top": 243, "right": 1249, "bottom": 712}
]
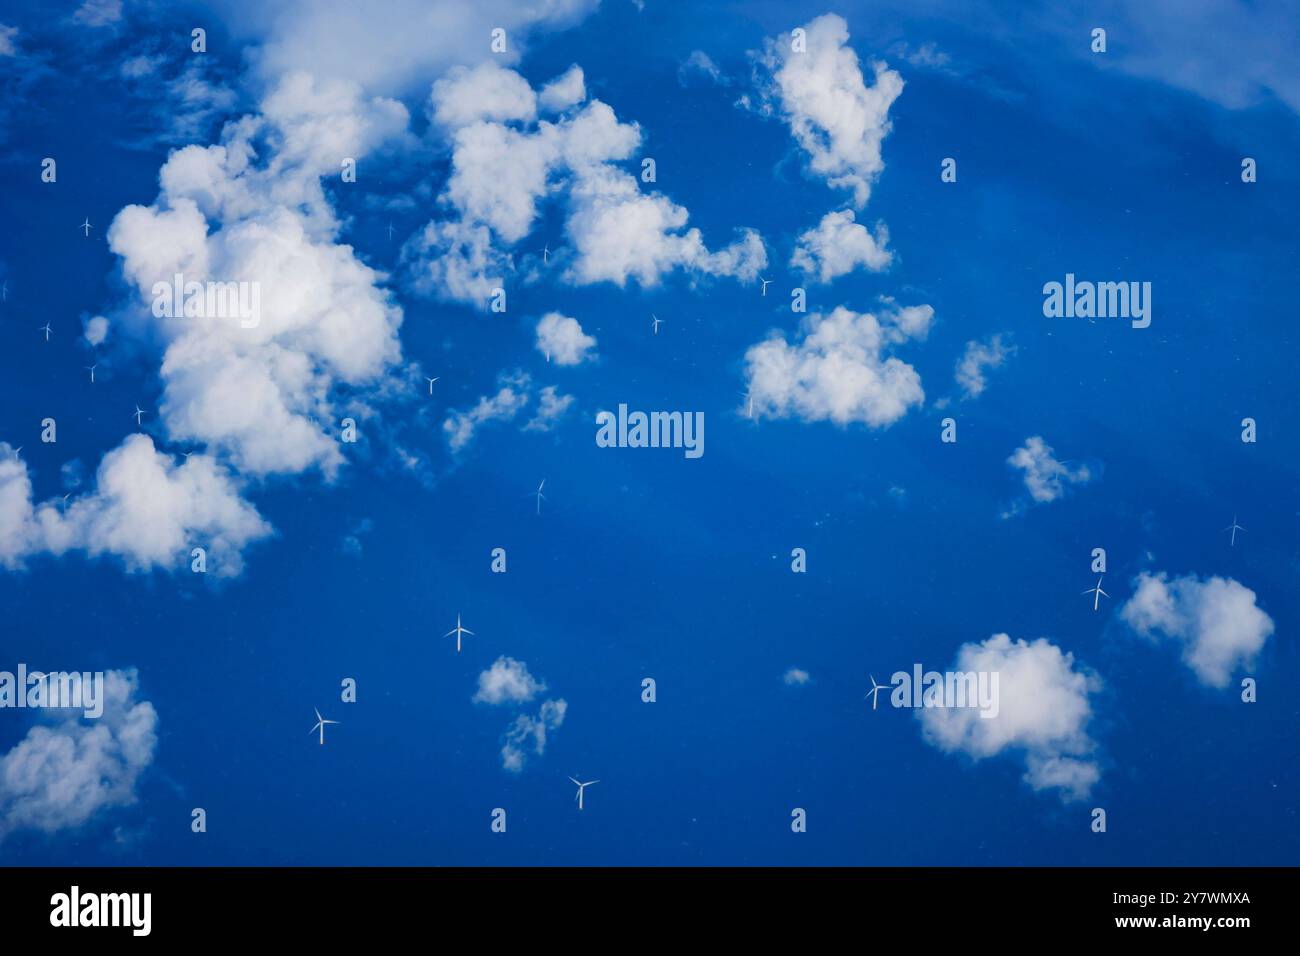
[
  {"left": 1083, "top": 577, "right": 1109, "bottom": 612},
  {"left": 569, "top": 776, "right": 599, "bottom": 810},
  {"left": 1223, "top": 515, "right": 1245, "bottom": 547},
  {"left": 865, "top": 674, "right": 889, "bottom": 711},
  {"left": 444, "top": 614, "right": 474, "bottom": 653},
  {"left": 309, "top": 708, "right": 339, "bottom": 745}
]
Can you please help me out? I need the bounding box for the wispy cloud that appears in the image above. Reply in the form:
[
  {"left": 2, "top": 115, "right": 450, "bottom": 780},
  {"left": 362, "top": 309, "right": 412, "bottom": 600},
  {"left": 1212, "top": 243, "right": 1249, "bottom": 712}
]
[
  {"left": 955, "top": 335, "right": 1014, "bottom": 399},
  {"left": 1006, "top": 436, "right": 1091, "bottom": 507}
]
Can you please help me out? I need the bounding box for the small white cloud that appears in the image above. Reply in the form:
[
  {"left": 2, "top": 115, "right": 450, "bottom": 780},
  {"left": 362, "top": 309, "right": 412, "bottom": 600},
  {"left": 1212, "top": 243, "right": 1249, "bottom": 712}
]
[
  {"left": 0, "top": 668, "right": 157, "bottom": 840},
  {"left": 678, "top": 50, "right": 727, "bottom": 86},
  {"left": 743, "top": 302, "right": 931, "bottom": 427},
  {"left": 790, "top": 209, "right": 892, "bottom": 281},
  {"left": 1121, "top": 571, "right": 1274, "bottom": 687},
  {"left": 501, "top": 698, "right": 567, "bottom": 772},
  {"left": 72, "top": 0, "right": 122, "bottom": 27},
  {"left": 535, "top": 312, "right": 596, "bottom": 366},
  {"left": 753, "top": 13, "right": 904, "bottom": 207},
  {"left": 892, "top": 41, "right": 952, "bottom": 70},
  {"left": 474, "top": 656, "right": 546, "bottom": 705},
  {"left": 443, "top": 372, "right": 532, "bottom": 453},
  {"left": 783, "top": 667, "right": 812, "bottom": 686},
  {"left": 917, "top": 634, "right": 1102, "bottom": 802},
  {"left": 444, "top": 373, "right": 575, "bottom": 451},
  {"left": 1007, "top": 436, "right": 1090, "bottom": 504},
  {"left": 538, "top": 65, "right": 586, "bottom": 112},
  {"left": 340, "top": 517, "right": 373, "bottom": 556},
  {"left": 955, "top": 334, "right": 1014, "bottom": 399},
  {"left": 83, "top": 315, "right": 109, "bottom": 347},
  {"left": 0, "top": 24, "right": 18, "bottom": 57},
  {"left": 524, "top": 386, "right": 574, "bottom": 433},
  {"left": 120, "top": 54, "right": 161, "bottom": 78}
]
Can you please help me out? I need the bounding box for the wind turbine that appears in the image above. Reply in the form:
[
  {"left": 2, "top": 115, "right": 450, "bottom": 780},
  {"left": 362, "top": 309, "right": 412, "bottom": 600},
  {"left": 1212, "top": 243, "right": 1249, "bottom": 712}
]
[
  {"left": 309, "top": 707, "right": 339, "bottom": 745},
  {"left": 85, "top": 364, "right": 97, "bottom": 383},
  {"left": 542, "top": 243, "right": 550, "bottom": 264},
  {"left": 444, "top": 613, "right": 474, "bottom": 653},
  {"left": 759, "top": 277, "right": 771, "bottom": 296},
  {"left": 80, "top": 217, "right": 92, "bottom": 237},
  {"left": 1083, "top": 577, "right": 1109, "bottom": 612},
  {"left": 1223, "top": 515, "right": 1245, "bottom": 547},
  {"left": 865, "top": 674, "right": 889, "bottom": 711},
  {"left": 569, "top": 776, "right": 599, "bottom": 810},
  {"left": 132, "top": 405, "right": 147, "bottom": 426},
  {"left": 651, "top": 314, "right": 663, "bottom": 334},
  {"left": 39, "top": 322, "right": 52, "bottom": 341},
  {"left": 425, "top": 376, "right": 439, "bottom": 395},
  {"left": 532, "top": 479, "right": 546, "bottom": 515},
  {"left": 387, "top": 222, "right": 396, "bottom": 241}
]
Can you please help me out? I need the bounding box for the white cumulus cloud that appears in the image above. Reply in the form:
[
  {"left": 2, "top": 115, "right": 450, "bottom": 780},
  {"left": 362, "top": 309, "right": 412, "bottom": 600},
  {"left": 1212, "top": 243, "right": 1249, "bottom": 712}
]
[
  {"left": 0, "top": 437, "right": 271, "bottom": 577},
  {"left": 535, "top": 311, "right": 596, "bottom": 365},
  {"left": 0, "top": 668, "right": 157, "bottom": 840},
  {"left": 791, "top": 209, "right": 892, "bottom": 281},
  {"left": 917, "top": 634, "right": 1102, "bottom": 802},
  {"left": 474, "top": 656, "right": 546, "bottom": 705},
  {"left": 83, "top": 315, "right": 109, "bottom": 347},
  {"left": 108, "top": 72, "right": 410, "bottom": 480},
  {"left": 753, "top": 13, "right": 904, "bottom": 207},
  {"left": 1121, "top": 571, "right": 1274, "bottom": 687},
  {"left": 407, "top": 67, "right": 766, "bottom": 303},
  {"left": 2, "top": 74, "right": 411, "bottom": 579},
  {"left": 743, "top": 302, "right": 932, "bottom": 427}
]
